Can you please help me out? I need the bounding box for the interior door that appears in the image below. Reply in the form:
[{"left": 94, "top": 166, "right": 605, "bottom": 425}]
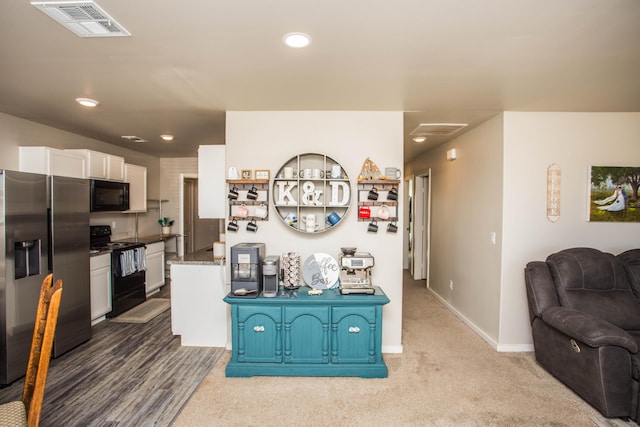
[
  {"left": 183, "top": 178, "right": 196, "bottom": 254},
  {"left": 413, "top": 176, "right": 425, "bottom": 280},
  {"left": 412, "top": 172, "right": 431, "bottom": 283},
  {"left": 405, "top": 178, "right": 413, "bottom": 271}
]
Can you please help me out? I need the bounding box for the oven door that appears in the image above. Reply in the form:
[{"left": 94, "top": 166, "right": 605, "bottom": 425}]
[{"left": 107, "top": 247, "right": 146, "bottom": 318}]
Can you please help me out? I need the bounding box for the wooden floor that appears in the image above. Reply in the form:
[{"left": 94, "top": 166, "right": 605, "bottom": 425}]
[{"left": 0, "top": 286, "right": 224, "bottom": 427}]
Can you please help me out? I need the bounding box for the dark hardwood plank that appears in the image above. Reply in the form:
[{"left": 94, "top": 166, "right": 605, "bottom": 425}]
[{"left": 0, "top": 307, "right": 224, "bottom": 426}]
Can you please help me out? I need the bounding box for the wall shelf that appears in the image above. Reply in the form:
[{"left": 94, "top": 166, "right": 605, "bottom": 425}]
[
  {"left": 357, "top": 180, "right": 400, "bottom": 222},
  {"left": 272, "top": 153, "right": 351, "bottom": 233},
  {"left": 227, "top": 179, "right": 270, "bottom": 221}
]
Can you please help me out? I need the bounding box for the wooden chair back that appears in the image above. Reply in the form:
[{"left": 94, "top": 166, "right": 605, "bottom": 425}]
[{"left": 22, "top": 273, "right": 63, "bottom": 426}]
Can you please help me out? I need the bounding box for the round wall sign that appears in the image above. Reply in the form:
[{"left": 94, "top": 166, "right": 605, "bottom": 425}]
[{"left": 302, "top": 253, "right": 340, "bottom": 289}]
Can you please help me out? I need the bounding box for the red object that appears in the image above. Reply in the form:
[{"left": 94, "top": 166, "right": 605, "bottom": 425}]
[{"left": 359, "top": 204, "right": 371, "bottom": 219}]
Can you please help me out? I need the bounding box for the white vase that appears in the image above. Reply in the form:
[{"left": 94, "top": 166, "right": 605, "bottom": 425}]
[{"left": 162, "top": 226, "right": 172, "bottom": 235}]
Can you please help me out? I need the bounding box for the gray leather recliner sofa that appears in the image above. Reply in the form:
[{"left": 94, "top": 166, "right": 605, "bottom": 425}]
[{"left": 525, "top": 247, "right": 640, "bottom": 421}]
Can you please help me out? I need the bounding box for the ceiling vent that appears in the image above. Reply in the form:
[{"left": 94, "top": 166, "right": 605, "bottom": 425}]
[
  {"left": 410, "top": 123, "right": 468, "bottom": 137},
  {"left": 121, "top": 136, "right": 147, "bottom": 143},
  {"left": 31, "top": 1, "right": 131, "bottom": 37}
]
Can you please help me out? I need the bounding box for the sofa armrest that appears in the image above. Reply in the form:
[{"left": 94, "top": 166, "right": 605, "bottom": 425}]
[{"left": 542, "top": 306, "right": 638, "bottom": 353}]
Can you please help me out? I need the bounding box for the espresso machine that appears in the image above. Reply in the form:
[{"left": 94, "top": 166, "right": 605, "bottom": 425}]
[
  {"left": 262, "top": 255, "right": 280, "bottom": 297},
  {"left": 230, "top": 243, "right": 265, "bottom": 297},
  {"left": 339, "top": 251, "right": 375, "bottom": 295}
]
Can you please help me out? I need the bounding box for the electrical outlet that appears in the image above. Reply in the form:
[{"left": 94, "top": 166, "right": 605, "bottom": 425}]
[
  {"left": 449, "top": 280, "right": 453, "bottom": 291},
  {"left": 111, "top": 221, "right": 116, "bottom": 230}
]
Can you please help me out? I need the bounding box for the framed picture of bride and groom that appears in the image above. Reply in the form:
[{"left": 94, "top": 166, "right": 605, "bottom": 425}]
[{"left": 589, "top": 166, "right": 640, "bottom": 222}]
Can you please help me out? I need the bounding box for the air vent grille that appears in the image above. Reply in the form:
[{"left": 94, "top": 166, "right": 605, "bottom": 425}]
[
  {"left": 410, "top": 123, "right": 468, "bottom": 137},
  {"left": 121, "top": 136, "right": 147, "bottom": 143},
  {"left": 31, "top": 1, "right": 131, "bottom": 37}
]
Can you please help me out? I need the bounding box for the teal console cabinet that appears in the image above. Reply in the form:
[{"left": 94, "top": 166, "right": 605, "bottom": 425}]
[{"left": 224, "top": 286, "right": 390, "bottom": 378}]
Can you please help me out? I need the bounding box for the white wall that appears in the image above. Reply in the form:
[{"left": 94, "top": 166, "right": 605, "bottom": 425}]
[
  {"left": 500, "top": 112, "right": 640, "bottom": 349},
  {"left": 407, "top": 111, "right": 640, "bottom": 352},
  {"left": 225, "top": 111, "right": 404, "bottom": 353},
  {"left": 405, "top": 114, "right": 505, "bottom": 346},
  {"left": 0, "top": 112, "right": 162, "bottom": 239}
]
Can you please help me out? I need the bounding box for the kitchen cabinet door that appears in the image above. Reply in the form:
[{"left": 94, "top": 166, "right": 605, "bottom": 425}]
[
  {"left": 284, "top": 306, "right": 330, "bottom": 364},
  {"left": 124, "top": 163, "right": 147, "bottom": 212},
  {"left": 90, "top": 254, "right": 112, "bottom": 323},
  {"left": 235, "top": 305, "right": 282, "bottom": 363},
  {"left": 198, "top": 145, "right": 226, "bottom": 218},
  {"left": 331, "top": 306, "right": 377, "bottom": 363},
  {"left": 145, "top": 241, "right": 164, "bottom": 295},
  {"left": 19, "top": 146, "right": 86, "bottom": 179},
  {"left": 107, "top": 155, "right": 125, "bottom": 181},
  {"left": 65, "top": 149, "right": 125, "bottom": 181}
]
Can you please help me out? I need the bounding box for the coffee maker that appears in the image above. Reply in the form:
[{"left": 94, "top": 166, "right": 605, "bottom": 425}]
[
  {"left": 230, "top": 243, "right": 265, "bottom": 297},
  {"left": 339, "top": 251, "right": 375, "bottom": 295},
  {"left": 262, "top": 256, "right": 280, "bottom": 297}
]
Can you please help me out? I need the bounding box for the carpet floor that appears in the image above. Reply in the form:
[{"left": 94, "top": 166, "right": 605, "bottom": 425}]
[{"left": 173, "top": 271, "right": 626, "bottom": 427}]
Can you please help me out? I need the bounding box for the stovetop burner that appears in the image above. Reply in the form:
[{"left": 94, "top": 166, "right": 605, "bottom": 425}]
[{"left": 90, "top": 225, "right": 144, "bottom": 252}]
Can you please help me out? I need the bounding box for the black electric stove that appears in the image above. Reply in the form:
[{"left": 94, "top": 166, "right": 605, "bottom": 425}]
[{"left": 90, "top": 225, "right": 147, "bottom": 318}]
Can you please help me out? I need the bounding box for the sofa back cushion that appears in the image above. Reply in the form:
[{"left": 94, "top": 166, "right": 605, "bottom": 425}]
[
  {"left": 547, "top": 247, "right": 640, "bottom": 330},
  {"left": 619, "top": 249, "right": 640, "bottom": 299}
]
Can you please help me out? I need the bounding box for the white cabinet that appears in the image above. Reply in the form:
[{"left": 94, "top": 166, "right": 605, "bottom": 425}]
[
  {"left": 145, "top": 241, "right": 165, "bottom": 296},
  {"left": 198, "top": 145, "right": 226, "bottom": 218},
  {"left": 124, "top": 163, "right": 147, "bottom": 212},
  {"left": 170, "top": 262, "right": 228, "bottom": 347},
  {"left": 19, "top": 146, "right": 85, "bottom": 179},
  {"left": 66, "top": 149, "right": 125, "bottom": 181},
  {"left": 90, "top": 253, "right": 112, "bottom": 324}
]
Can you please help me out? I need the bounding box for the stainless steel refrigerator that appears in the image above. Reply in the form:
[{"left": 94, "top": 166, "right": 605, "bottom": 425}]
[
  {"left": 48, "top": 174, "right": 91, "bottom": 359},
  {"left": 0, "top": 170, "right": 91, "bottom": 385}
]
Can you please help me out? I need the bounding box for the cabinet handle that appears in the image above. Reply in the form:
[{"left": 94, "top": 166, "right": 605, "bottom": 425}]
[
  {"left": 348, "top": 326, "right": 360, "bottom": 333},
  {"left": 253, "top": 325, "right": 265, "bottom": 332}
]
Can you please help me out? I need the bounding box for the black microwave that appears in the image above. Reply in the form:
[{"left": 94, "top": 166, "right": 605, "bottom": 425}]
[{"left": 90, "top": 179, "right": 130, "bottom": 212}]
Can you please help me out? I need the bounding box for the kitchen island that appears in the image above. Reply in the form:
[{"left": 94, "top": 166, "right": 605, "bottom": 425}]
[{"left": 167, "top": 249, "right": 228, "bottom": 347}]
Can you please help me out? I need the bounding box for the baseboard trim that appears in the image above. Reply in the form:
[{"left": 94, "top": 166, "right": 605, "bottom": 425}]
[
  {"left": 497, "top": 343, "right": 534, "bottom": 352},
  {"left": 382, "top": 344, "right": 404, "bottom": 354},
  {"left": 428, "top": 288, "right": 531, "bottom": 352}
]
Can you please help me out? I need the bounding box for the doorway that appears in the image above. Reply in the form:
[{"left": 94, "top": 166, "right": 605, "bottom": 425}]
[
  {"left": 411, "top": 171, "right": 431, "bottom": 287},
  {"left": 182, "top": 177, "right": 219, "bottom": 255}
]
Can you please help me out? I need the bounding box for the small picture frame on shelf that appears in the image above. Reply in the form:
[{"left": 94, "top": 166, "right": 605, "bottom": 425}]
[
  {"left": 241, "top": 169, "right": 252, "bottom": 180},
  {"left": 255, "top": 170, "right": 270, "bottom": 180}
]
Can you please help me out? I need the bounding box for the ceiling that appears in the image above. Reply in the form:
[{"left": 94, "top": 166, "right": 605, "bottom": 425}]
[{"left": 0, "top": 1, "right": 638, "bottom": 162}]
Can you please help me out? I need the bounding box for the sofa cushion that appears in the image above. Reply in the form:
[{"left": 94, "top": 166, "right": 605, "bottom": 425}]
[
  {"left": 547, "top": 248, "right": 640, "bottom": 331},
  {"left": 619, "top": 249, "right": 640, "bottom": 299}
]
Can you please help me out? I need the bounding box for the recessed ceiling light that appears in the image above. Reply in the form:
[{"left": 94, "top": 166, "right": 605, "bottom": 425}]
[
  {"left": 160, "top": 134, "right": 174, "bottom": 141},
  {"left": 283, "top": 32, "right": 311, "bottom": 48},
  {"left": 412, "top": 136, "right": 427, "bottom": 143},
  {"left": 75, "top": 97, "right": 99, "bottom": 107}
]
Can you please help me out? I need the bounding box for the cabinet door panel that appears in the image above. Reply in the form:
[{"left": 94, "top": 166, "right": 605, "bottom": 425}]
[
  {"left": 237, "top": 306, "right": 282, "bottom": 363},
  {"left": 331, "top": 307, "right": 376, "bottom": 363},
  {"left": 284, "top": 306, "right": 329, "bottom": 364}
]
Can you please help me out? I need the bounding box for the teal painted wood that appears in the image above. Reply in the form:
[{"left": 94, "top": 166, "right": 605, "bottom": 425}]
[
  {"left": 331, "top": 307, "right": 378, "bottom": 364},
  {"left": 285, "top": 306, "right": 329, "bottom": 364},
  {"left": 236, "top": 305, "right": 281, "bottom": 363},
  {"left": 224, "top": 286, "right": 390, "bottom": 378}
]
